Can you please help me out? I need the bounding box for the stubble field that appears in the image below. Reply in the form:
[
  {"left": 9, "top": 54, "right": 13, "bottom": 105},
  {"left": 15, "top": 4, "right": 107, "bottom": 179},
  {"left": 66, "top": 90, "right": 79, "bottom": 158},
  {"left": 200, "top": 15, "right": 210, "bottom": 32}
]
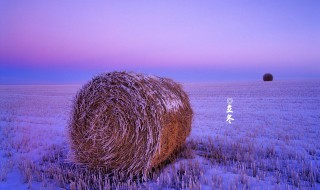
[{"left": 0, "top": 80, "right": 319, "bottom": 189}]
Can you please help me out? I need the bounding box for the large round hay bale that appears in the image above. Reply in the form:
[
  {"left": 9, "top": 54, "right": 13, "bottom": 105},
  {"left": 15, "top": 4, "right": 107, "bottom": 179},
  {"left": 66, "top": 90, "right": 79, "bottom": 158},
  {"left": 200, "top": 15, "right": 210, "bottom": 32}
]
[
  {"left": 68, "top": 71, "right": 193, "bottom": 176},
  {"left": 263, "top": 73, "right": 273, "bottom": 81}
]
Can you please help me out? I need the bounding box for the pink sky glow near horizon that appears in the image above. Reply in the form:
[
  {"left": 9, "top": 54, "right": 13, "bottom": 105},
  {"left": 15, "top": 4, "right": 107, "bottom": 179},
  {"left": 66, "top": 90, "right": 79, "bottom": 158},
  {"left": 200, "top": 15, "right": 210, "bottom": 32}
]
[{"left": 1, "top": 1, "right": 320, "bottom": 83}]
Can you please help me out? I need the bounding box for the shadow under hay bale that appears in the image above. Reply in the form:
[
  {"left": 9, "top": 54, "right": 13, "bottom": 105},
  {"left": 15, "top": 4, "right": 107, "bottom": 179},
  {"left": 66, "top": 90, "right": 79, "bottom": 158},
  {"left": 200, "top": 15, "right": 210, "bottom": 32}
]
[{"left": 68, "top": 71, "right": 193, "bottom": 177}]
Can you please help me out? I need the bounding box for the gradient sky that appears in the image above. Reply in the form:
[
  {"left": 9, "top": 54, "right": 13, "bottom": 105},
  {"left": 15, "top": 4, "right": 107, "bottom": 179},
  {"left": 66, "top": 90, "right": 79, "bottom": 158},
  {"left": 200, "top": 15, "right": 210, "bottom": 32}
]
[{"left": 1, "top": 0, "right": 320, "bottom": 84}]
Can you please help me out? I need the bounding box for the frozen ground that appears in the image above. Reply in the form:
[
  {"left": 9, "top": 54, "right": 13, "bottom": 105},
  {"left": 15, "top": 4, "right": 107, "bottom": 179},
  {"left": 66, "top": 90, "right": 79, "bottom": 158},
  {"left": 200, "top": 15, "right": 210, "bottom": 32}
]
[{"left": 0, "top": 80, "right": 319, "bottom": 189}]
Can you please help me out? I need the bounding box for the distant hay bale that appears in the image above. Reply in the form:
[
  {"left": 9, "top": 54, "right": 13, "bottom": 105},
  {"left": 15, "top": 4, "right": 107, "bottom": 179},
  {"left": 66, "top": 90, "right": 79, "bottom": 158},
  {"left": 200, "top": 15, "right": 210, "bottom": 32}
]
[
  {"left": 68, "top": 71, "right": 193, "bottom": 176},
  {"left": 263, "top": 73, "right": 273, "bottom": 81}
]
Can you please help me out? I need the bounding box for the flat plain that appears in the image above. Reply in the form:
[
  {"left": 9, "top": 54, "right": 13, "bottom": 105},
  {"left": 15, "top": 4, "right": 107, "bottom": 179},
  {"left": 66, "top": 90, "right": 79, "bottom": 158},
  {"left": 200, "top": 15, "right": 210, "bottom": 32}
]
[{"left": 0, "top": 80, "right": 319, "bottom": 189}]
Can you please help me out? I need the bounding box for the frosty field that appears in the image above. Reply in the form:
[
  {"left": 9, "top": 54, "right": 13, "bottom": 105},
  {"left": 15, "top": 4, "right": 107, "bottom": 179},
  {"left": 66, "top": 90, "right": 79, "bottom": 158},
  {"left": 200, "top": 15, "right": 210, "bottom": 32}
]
[{"left": 0, "top": 80, "right": 319, "bottom": 189}]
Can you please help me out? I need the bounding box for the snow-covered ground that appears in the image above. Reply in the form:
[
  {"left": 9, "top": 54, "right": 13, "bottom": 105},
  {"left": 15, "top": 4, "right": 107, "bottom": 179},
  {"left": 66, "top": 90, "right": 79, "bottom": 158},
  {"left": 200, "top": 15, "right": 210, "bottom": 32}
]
[{"left": 0, "top": 80, "right": 319, "bottom": 189}]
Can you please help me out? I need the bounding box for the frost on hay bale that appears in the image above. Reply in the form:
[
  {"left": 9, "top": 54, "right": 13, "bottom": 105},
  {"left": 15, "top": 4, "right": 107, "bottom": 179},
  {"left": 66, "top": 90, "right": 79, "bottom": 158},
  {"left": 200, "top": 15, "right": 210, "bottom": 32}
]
[
  {"left": 68, "top": 71, "right": 193, "bottom": 176},
  {"left": 263, "top": 73, "right": 273, "bottom": 81}
]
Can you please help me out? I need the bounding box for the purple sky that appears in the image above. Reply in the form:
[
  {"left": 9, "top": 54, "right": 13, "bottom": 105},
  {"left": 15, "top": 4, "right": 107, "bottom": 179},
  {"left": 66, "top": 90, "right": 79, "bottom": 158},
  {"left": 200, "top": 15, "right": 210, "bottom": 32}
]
[{"left": 1, "top": 1, "right": 319, "bottom": 84}]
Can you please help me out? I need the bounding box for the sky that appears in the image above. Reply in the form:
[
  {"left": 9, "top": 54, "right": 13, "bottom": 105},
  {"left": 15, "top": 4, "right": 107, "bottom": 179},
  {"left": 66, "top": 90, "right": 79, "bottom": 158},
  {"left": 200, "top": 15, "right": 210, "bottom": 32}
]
[{"left": 1, "top": 0, "right": 320, "bottom": 84}]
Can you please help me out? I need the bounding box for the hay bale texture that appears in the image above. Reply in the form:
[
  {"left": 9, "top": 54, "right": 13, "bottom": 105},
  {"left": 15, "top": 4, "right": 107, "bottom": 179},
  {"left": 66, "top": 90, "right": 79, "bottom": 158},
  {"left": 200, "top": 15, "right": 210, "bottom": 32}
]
[{"left": 68, "top": 71, "right": 193, "bottom": 176}]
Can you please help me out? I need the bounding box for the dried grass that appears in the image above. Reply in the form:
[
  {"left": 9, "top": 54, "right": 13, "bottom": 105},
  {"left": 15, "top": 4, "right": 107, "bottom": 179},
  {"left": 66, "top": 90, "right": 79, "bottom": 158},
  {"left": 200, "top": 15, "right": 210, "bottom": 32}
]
[{"left": 68, "top": 71, "right": 193, "bottom": 176}]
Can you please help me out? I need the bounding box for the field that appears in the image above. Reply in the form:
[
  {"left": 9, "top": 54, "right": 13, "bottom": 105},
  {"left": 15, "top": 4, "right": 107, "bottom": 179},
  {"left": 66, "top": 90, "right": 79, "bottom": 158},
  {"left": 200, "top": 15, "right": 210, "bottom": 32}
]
[{"left": 0, "top": 80, "right": 319, "bottom": 189}]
